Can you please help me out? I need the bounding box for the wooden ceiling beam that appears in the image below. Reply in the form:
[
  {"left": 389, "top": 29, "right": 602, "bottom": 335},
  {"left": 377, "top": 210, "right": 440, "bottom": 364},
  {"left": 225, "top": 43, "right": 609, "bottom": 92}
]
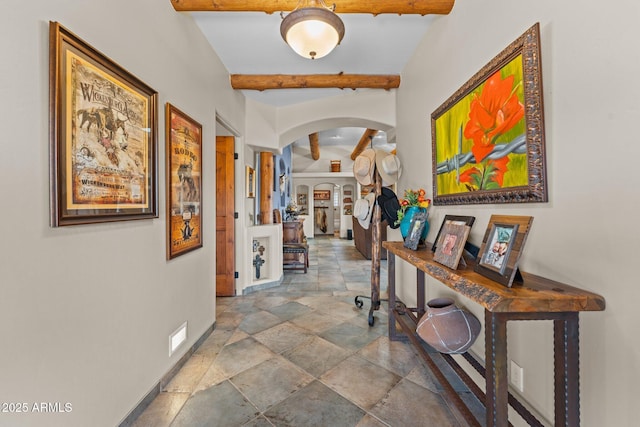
[
  {"left": 170, "top": 0, "right": 455, "bottom": 15},
  {"left": 230, "top": 74, "right": 400, "bottom": 90},
  {"left": 351, "top": 129, "right": 378, "bottom": 160},
  {"left": 309, "top": 133, "right": 320, "bottom": 160}
]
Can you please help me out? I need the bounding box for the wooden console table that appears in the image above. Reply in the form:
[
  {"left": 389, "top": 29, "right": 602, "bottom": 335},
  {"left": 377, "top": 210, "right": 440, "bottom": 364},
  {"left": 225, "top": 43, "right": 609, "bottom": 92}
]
[{"left": 383, "top": 241, "right": 605, "bottom": 427}]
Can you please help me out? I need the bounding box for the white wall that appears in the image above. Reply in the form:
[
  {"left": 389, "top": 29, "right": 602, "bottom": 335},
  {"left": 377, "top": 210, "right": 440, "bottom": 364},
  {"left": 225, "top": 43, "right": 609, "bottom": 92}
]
[
  {"left": 293, "top": 142, "right": 356, "bottom": 174},
  {"left": 396, "top": 0, "right": 640, "bottom": 425},
  {"left": 276, "top": 90, "right": 396, "bottom": 148},
  {"left": 4, "top": 0, "right": 634, "bottom": 425},
  {"left": 0, "top": 2, "right": 244, "bottom": 426},
  {"left": 245, "top": 98, "right": 278, "bottom": 151},
  {"left": 245, "top": 224, "right": 283, "bottom": 292}
]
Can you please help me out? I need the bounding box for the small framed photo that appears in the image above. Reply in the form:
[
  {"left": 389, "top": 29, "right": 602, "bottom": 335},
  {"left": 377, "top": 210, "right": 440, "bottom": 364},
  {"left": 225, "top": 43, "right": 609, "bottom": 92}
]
[
  {"left": 474, "top": 215, "right": 534, "bottom": 287},
  {"left": 431, "top": 215, "right": 476, "bottom": 252},
  {"left": 246, "top": 166, "right": 255, "bottom": 198},
  {"left": 404, "top": 211, "right": 428, "bottom": 251},
  {"left": 433, "top": 222, "right": 471, "bottom": 269}
]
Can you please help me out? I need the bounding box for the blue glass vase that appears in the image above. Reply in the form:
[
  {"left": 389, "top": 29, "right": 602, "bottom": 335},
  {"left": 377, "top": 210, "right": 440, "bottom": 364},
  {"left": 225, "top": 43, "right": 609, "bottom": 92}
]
[{"left": 400, "top": 207, "right": 429, "bottom": 241}]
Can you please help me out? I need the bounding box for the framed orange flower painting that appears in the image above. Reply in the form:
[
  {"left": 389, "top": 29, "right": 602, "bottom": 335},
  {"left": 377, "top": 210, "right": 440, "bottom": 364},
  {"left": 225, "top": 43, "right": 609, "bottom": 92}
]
[{"left": 431, "top": 23, "right": 547, "bottom": 205}]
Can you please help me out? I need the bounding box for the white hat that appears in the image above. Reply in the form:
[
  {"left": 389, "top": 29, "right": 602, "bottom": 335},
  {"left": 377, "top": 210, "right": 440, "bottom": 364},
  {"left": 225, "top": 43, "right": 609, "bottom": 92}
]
[
  {"left": 353, "top": 192, "right": 376, "bottom": 229},
  {"left": 353, "top": 148, "right": 376, "bottom": 186},
  {"left": 375, "top": 150, "right": 402, "bottom": 187}
]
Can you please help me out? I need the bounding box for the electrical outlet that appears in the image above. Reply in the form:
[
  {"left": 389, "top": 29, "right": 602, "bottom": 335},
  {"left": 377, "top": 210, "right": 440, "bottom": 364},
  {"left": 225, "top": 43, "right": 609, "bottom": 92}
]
[{"left": 510, "top": 360, "right": 524, "bottom": 392}]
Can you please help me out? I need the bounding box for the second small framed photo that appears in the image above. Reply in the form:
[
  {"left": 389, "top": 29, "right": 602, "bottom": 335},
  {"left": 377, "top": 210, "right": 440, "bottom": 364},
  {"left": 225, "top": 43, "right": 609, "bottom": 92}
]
[
  {"left": 433, "top": 222, "right": 471, "bottom": 269},
  {"left": 404, "top": 211, "right": 428, "bottom": 251},
  {"left": 432, "top": 215, "right": 476, "bottom": 252},
  {"left": 474, "top": 215, "right": 534, "bottom": 287}
]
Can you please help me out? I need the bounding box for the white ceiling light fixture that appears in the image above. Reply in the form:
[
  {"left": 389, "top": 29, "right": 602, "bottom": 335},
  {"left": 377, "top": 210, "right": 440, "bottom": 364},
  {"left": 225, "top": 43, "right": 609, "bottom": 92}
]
[{"left": 280, "top": 0, "right": 345, "bottom": 60}]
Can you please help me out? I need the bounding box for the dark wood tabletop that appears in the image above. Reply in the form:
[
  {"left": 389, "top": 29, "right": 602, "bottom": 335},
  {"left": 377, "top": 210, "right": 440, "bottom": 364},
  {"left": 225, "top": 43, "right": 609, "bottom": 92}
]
[{"left": 383, "top": 241, "right": 606, "bottom": 313}]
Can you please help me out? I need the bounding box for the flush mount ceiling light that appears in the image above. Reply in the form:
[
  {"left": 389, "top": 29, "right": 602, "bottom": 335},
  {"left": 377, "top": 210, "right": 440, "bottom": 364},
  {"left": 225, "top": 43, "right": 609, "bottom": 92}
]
[{"left": 280, "top": 0, "right": 345, "bottom": 60}]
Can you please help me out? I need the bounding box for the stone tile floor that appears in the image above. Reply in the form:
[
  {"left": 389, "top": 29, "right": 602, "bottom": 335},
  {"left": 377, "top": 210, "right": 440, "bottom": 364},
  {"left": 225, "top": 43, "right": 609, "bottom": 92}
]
[{"left": 131, "top": 236, "right": 481, "bottom": 426}]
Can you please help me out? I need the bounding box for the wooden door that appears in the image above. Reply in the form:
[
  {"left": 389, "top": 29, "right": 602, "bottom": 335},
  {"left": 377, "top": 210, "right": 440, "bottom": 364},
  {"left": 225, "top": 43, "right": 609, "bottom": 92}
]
[{"left": 216, "top": 136, "right": 235, "bottom": 296}]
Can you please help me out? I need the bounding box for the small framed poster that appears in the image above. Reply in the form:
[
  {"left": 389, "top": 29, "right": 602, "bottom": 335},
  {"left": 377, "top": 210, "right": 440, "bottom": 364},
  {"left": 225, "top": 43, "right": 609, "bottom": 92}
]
[
  {"left": 246, "top": 166, "right": 256, "bottom": 198},
  {"left": 166, "top": 103, "right": 203, "bottom": 260},
  {"left": 314, "top": 190, "right": 330, "bottom": 200}
]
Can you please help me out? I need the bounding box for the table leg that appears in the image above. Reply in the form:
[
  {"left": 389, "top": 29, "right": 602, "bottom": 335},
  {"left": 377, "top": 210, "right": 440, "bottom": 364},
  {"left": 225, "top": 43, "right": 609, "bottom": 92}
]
[
  {"left": 485, "top": 310, "right": 509, "bottom": 427},
  {"left": 554, "top": 312, "right": 580, "bottom": 427},
  {"left": 417, "top": 269, "right": 425, "bottom": 318},
  {"left": 387, "top": 253, "right": 399, "bottom": 341}
]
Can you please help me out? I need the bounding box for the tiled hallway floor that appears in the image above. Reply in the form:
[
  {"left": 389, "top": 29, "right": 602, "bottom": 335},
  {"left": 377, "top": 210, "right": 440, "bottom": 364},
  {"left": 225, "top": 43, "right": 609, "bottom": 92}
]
[{"left": 131, "top": 237, "right": 481, "bottom": 427}]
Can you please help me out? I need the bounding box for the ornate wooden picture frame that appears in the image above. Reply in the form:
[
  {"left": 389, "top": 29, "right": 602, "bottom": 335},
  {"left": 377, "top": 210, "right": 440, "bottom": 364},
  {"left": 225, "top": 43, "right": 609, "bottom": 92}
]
[
  {"left": 433, "top": 222, "right": 472, "bottom": 270},
  {"left": 431, "top": 23, "right": 547, "bottom": 206},
  {"left": 474, "top": 215, "right": 533, "bottom": 287},
  {"left": 431, "top": 215, "right": 476, "bottom": 252},
  {"left": 166, "top": 103, "right": 203, "bottom": 260},
  {"left": 49, "top": 22, "right": 157, "bottom": 226}
]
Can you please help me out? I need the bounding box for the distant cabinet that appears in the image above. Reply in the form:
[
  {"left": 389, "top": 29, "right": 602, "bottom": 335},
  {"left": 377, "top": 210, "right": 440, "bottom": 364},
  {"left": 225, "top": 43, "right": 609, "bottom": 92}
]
[
  {"left": 283, "top": 220, "right": 305, "bottom": 244},
  {"left": 352, "top": 217, "right": 387, "bottom": 260}
]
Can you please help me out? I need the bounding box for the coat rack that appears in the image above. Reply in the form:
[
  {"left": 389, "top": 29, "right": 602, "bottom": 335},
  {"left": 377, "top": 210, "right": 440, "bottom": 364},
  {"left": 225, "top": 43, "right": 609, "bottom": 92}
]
[{"left": 354, "top": 167, "right": 385, "bottom": 326}]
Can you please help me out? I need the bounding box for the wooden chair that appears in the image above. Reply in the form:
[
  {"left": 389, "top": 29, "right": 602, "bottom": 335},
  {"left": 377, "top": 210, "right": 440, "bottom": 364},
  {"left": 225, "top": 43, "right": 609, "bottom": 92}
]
[
  {"left": 282, "top": 243, "right": 309, "bottom": 273},
  {"left": 282, "top": 220, "right": 308, "bottom": 273}
]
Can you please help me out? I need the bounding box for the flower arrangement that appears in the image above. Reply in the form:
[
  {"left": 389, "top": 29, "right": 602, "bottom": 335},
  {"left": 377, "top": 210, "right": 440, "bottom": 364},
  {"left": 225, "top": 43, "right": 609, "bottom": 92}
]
[
  {"left": 286, "top": 200, "right": 298, "bottom": 213},
  {"left": 285, "top": 200, "right": 299, "bottom": 221},
  {"left": 395, "top": 188, "right": 431, "bottom": 226}
]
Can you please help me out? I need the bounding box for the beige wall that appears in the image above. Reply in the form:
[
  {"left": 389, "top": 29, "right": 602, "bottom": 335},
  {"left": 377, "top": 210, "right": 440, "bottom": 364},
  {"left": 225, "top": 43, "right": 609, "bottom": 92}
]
[
  {"left": 0, "top": 1, "right": 244, "bottom": 426},
  {"left": 395, "top": 0, "right": 640, "bottom": 425}
]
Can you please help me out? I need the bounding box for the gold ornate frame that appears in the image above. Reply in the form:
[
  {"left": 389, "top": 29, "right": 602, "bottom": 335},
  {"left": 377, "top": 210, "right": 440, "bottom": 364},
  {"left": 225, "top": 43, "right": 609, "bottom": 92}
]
[{"left": 431, "top": 23, "right": 547, "bottom": 206}]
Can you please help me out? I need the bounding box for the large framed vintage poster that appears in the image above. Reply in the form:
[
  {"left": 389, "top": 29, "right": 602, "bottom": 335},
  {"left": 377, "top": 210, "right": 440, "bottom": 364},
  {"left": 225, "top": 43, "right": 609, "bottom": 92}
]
[
  {"left": 431, "top": 23, "right": 547, "bottom": 206},
  {"left": 49, "top": 22, "right": 158, "bottom": 226},
  {"left": 166, "top": 103, "right": 203, "bottom": 259}
]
